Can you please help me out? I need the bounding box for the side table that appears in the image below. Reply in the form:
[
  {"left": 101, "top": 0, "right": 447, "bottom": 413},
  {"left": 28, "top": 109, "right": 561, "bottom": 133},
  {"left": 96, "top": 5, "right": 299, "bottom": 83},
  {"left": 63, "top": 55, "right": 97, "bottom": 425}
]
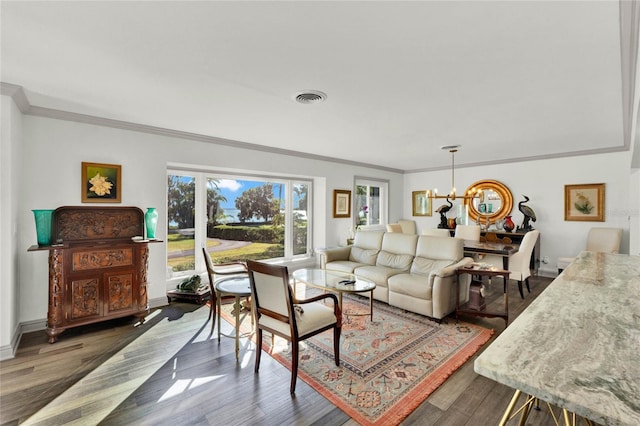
[
  {"left": 216, "top": 276, "right": 254, "bottom": 362},
  {"left": 455, "top": 266, "right": 510, "bottom": 326}
]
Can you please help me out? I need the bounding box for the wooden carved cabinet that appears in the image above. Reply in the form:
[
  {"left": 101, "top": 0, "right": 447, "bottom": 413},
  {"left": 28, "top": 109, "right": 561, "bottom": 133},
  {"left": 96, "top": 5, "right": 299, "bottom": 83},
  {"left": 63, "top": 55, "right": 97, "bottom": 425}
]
[{"left": 29, "top": 206, "right": 154, "bottom": 343}]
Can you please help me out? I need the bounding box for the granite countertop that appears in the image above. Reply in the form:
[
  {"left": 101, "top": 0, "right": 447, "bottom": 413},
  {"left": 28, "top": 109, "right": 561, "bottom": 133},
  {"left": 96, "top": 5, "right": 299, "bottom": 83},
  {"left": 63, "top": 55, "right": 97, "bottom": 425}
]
[{"left": 474, "top": 251, "right": 640, "bottom": 426}]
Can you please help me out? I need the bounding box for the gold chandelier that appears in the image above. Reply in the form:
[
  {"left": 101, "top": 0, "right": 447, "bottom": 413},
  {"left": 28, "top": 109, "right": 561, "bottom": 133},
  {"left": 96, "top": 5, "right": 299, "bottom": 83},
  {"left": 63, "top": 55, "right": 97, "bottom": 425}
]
[{"left": 427, "top": 146, "right": 483, "bottom": 201}]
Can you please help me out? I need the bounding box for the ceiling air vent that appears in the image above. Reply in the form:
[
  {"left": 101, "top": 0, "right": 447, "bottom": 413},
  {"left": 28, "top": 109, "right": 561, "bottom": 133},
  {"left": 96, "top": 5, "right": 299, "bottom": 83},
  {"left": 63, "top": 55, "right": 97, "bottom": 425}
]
[{"left": 294, "top": 90, "right": 327, "bottom": 104}]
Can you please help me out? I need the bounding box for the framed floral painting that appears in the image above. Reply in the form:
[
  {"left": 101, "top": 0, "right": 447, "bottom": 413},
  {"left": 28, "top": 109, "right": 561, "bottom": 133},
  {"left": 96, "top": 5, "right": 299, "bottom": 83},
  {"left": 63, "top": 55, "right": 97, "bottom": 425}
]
[
  {"left": 81, "top": 162, "right": 121, "bottom": 203},
  {"left": 564, "top": 183, "right": 604, "bottom": 221}
]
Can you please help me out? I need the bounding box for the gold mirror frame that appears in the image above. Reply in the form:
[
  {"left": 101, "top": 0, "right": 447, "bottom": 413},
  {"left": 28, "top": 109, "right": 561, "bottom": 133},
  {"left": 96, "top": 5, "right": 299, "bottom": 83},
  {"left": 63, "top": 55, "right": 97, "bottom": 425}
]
[{"left": 464, "top": 179, "right": 513, "bottom": 223}]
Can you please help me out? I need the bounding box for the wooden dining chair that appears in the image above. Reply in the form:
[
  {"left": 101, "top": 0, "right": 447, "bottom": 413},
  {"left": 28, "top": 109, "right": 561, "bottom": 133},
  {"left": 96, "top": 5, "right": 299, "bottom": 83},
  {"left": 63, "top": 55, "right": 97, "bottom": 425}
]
[
  {"left": 202, "top": 247, "right": 248, "bottom": 335},
  {"left": 246, "top": 260, "right": 342, "bottom": 393}
]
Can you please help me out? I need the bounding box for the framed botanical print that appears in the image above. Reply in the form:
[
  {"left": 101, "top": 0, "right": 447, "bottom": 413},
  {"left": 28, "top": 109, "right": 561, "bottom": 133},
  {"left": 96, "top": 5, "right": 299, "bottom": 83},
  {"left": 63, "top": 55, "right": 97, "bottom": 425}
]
[
  {"left": 82, "top": 162, "right": 122, "bottom": 203},
  {"left": 333, "top": 189, "right": 351, "bottom": 218},
  {"left": 412, "top": 191, "right": 432, "bottom": 216},
  {"left": 564, "top": 183, "right": 605, "bottom": 221}
]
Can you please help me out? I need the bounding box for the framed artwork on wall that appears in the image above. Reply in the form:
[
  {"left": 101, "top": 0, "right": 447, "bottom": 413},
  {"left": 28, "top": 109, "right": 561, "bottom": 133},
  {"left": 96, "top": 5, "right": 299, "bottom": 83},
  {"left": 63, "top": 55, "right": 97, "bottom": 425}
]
[
  {"left": 81, "top": 162, "right": 122, "bottom": 203},
  {"left": 412, "top": 191, "right": 432, "bottom": 216},
  {"left": 333, "top": 189, "right": 351, "bottom": 218},
  {"left": 564, "top": 183, "right": 605, "bottom": 221}
]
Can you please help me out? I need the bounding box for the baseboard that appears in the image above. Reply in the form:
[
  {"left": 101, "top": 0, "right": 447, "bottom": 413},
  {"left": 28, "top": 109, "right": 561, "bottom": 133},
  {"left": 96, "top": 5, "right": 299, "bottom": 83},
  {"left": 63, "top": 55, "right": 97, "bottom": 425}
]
[
  {"left": 0, "top": 322, "right": 24, "bottom": 361},
  {"left": 536, "top": 267, "right": 559, "bottom": 279},
  {"left": 0, "top": 301, "right": 173, "bottom": 361},
  {"left": 149, "top": 296, "right": 168, "bottom": 309}
]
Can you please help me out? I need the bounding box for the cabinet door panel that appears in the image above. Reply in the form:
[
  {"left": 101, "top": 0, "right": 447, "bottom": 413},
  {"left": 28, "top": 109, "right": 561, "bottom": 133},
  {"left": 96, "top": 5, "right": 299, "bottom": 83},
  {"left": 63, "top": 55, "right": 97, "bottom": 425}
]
[
  {"left": 106, "top": 272, "right": 134, "bottom": 313},
  {"left": 71, "top": 277, "right": 102, "bottom": 320}
]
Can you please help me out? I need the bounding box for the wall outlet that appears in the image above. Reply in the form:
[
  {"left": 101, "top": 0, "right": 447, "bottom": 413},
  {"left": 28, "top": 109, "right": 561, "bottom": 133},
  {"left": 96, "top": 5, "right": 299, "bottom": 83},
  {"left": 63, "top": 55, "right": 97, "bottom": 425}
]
[{"left": 542, "top": 256, "right": 550, "bottom": 264}]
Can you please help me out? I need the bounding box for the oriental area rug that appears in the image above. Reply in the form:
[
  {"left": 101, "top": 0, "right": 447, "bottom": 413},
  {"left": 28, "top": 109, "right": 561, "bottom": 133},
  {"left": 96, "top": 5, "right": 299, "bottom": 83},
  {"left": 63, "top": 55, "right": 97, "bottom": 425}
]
[{"left": 221, "top": 293, "right": 494, "bottom": 426}]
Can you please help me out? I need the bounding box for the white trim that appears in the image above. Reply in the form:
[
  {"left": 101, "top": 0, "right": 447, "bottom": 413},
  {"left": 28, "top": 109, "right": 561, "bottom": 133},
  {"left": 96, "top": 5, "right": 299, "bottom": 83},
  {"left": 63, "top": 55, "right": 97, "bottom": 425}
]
[{"left": 0, "top": 322, "right": 22, "bottom": 361}]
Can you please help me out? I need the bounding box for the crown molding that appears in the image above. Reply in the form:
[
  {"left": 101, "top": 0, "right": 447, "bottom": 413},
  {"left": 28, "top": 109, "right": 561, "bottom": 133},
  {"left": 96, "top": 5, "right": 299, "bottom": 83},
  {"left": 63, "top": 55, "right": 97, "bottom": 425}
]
[
  {"left": 0, "top": 82, "right": 404, "bottom": 174},
  {"left": 1, "top": 82, "right": 30, "bottom": 113},
  {"left": 404, "top": 145, "right": 630, "bottom": 174},
  {"left": 1, "top": 81, "right": 633, "bottom": 174}
]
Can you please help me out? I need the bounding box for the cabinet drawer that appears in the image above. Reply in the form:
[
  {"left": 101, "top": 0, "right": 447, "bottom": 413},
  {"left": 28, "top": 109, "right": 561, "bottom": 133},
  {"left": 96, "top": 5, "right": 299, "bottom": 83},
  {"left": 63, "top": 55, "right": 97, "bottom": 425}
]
[{"left": 72, "top": 248, "right": 133, "bottom": 271}]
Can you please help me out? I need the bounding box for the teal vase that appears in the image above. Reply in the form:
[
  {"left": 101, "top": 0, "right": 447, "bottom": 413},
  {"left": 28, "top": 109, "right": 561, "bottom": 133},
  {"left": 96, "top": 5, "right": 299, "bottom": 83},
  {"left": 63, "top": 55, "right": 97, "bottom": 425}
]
[
  {"left": 145, "top": 208, "right": 158, "bottom": 239},
  {"left": 33, "top": 209, "right": 55, "bottom": 246}
]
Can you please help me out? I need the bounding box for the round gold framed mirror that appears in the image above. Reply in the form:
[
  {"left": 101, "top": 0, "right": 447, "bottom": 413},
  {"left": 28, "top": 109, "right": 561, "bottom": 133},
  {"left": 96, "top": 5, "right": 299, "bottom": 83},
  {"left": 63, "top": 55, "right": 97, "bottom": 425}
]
[{"left": 464, "top": 179, "right": 513, "bottom": 223}]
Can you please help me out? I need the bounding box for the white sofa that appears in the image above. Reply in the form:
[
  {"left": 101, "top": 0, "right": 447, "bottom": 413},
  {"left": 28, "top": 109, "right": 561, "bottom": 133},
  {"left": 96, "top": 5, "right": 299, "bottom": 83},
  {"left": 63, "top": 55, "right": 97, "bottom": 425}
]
[{"left": 321, "top": 231, "right": 473, "bottom": 320}]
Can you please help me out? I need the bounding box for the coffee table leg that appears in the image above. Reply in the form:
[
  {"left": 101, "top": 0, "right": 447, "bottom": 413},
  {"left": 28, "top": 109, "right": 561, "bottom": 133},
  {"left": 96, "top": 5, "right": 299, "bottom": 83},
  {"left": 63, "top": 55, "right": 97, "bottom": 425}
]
[{"left": 369, "top": 290, "right": 374, "bottom": 320}]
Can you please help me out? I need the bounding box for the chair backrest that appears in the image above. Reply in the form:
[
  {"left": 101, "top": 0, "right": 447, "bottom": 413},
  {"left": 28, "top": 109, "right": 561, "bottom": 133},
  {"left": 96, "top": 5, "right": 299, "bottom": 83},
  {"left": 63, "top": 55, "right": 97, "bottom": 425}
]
[
  {"left": 421, "top": 228, "right": 451, "bottom": 237},
  {"left": 246, "top": 260, "right": 294, "bottom": 330},
  {"left": 202, "top": 247, "right": 216, "bottom": 294},
  {"left": 586, "top": 227, "right": 623, "bottom": 253},
  {"left": 454, "top": 225, "right": 481, "bottom": 241},
  {"left": 510, "top": 230, "right": 540, "bottom": 276},
  {"left": 398, "top": 219, "right": 417, "bottom": 234},
  {"left": 386, "top": 223, "right": 402, "bottom": 233}
]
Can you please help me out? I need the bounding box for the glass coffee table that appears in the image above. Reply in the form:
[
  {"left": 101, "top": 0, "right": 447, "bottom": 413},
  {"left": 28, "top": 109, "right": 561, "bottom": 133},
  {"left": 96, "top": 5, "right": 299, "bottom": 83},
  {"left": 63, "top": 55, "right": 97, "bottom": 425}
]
[{"left": 291, "top": 268, "right": 376, "bottom": 320}]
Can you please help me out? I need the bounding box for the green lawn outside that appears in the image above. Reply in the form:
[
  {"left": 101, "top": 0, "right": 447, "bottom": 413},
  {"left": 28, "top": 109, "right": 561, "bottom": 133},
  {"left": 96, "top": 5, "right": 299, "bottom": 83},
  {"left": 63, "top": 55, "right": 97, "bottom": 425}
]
[{"left": 167, "top": 233, "right": 280, "bottom": 271}]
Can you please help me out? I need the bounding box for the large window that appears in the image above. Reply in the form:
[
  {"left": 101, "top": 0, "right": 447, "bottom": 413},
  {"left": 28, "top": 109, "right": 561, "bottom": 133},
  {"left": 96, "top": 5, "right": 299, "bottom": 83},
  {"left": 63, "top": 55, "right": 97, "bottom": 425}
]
[
  {"left": 167, "top": 171, "right": 311, "bottom": 277},
  {"left": 354, "top": 178, "right": 388, "bottom": 227}
]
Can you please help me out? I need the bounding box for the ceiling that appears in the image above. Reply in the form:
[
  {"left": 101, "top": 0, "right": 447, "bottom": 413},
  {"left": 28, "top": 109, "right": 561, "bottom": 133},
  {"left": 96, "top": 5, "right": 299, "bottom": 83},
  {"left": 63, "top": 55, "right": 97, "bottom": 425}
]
[{"left": 1, "top": 1, "right": 638, "bottom": 173}]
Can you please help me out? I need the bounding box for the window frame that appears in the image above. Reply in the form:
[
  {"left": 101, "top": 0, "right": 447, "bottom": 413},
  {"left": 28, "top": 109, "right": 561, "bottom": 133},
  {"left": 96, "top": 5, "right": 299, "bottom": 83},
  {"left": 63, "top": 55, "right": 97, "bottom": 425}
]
[
  {"left": 167, "top": 169, "right": 313, "bottom": 277},
  {"left": 354, "top": 177, "right": 389, "bottom": 228}
]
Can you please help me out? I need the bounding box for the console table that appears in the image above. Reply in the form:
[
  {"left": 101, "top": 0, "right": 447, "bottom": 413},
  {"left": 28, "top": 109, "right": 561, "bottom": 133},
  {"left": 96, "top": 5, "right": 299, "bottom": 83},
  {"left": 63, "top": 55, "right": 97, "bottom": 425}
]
[
  {"left": 474, "top": 252, "right": 640, "bottom": 425},
  {"left": 456, "top": 265, "right": 510, "bottom": 325},
  {"left": 452, "top": 229, "right": 540, "bottom": 274},
  {"left": 28, "top": 206, "right": 158, "bottom": 343}
]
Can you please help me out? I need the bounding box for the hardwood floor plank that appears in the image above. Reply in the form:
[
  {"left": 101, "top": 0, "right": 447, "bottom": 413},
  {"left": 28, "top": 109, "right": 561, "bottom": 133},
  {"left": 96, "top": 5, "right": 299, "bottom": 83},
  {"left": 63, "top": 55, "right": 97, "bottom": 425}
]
[{"left": 2, "top": 276, "right": 561, "bottom": 426}]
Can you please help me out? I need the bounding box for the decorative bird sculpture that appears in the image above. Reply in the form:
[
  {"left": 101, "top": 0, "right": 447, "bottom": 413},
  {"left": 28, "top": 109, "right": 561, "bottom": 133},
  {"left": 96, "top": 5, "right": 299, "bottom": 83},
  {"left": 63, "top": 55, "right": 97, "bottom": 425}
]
[
  {"left": 517, "top": 195, "right": 536, "bottom": 231},
  {"left": 436, "top": 198, "right": 453, "bottom": 229}
]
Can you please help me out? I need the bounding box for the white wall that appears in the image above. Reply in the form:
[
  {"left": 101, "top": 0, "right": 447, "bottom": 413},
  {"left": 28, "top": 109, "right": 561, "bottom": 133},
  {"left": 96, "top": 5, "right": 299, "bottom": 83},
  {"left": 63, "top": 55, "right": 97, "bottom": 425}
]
[
  {"left": 0, "top": 96, "right": 23, "bottom": 358},
  {"left": 12, "top": 112, "right": 403, "bottom": 331},
  {"left": 404, "top": 153, "right": 634, "bottom": 276},
  {"left": 2, "top": 93, "right": 636, "bottom": 355}
]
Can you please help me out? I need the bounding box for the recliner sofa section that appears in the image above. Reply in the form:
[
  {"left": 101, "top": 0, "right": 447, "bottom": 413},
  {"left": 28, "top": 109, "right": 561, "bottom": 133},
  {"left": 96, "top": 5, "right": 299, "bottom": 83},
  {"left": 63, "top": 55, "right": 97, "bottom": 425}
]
[{"left": 321, "top": 231, "right": 473, "bottom": 320}]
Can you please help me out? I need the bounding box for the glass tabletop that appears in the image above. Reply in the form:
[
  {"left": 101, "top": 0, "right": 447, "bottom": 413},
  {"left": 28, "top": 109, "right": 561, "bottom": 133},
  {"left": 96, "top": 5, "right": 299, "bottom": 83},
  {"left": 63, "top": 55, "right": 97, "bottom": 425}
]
[
  {"left": 215, "top": 276, "right": 251, "bottom": 296},
  {"left": 292, "top": 268, "right": 376, "bottom": 292}
]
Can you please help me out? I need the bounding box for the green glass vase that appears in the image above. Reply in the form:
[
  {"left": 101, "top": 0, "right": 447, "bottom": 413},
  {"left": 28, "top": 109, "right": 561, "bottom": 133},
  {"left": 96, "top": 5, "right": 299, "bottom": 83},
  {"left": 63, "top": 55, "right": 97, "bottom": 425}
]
[
  {"left": 145, "top": 207, "right": 158, "bottom": 239},
  {"left": 33, "top": 209, "right": 55, "bottom": 246}
]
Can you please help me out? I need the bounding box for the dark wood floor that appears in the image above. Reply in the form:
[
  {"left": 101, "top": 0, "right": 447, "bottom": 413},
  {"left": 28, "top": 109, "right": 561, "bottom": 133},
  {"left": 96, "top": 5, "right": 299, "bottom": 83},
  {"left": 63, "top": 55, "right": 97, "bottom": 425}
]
[{"left": 1, "top": 275, "right": 565, "bottom": 426}]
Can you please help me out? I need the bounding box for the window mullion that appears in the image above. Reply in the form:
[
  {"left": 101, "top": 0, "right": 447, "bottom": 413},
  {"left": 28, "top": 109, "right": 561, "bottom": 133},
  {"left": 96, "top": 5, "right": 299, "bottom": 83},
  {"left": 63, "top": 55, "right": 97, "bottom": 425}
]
[{"left": 194, "top": 173, "right": 207, "bottom": 271}]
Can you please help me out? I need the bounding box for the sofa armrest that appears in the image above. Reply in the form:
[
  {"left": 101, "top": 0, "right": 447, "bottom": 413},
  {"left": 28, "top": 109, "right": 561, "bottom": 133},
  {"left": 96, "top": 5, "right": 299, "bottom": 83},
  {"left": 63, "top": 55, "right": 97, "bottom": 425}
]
[
  {"left": 430, "top": 257, "right": 474, "bottom": 319},
  {"left": 321, "top": 246, "right": 352, "bottom": 268},
  {"left": 431, "top": 257, "right": 474, "bottom": 278}
]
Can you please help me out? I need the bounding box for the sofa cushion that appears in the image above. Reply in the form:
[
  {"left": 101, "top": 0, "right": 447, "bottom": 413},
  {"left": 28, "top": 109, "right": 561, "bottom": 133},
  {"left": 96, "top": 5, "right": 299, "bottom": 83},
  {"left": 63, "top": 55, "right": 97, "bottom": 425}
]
[
  {"left": 388, "top": 273, "right": 432, "bottom": 300},
  {"left": 381, "top": 232, "right": 418, "bottom": 255},
  {"left": 353, "top": 230, "right": 385, "bottom": 249},
  {"left": 415, "top": 235, "right": 463, "bottom": 261},
  {"left": 347, "top": 231, "right": 384, "bottom": 265},
  {"left": 410, "top": 236, "right": 463, "bottom": 275},
  {"left": 325, "top": 260, "right": 366, "bottom": 274},
  {"left": 349, "top": 247, "right": 379, "bottom": 265},
  {"left": 354, "top": 265, "right": 403, "bottom": 288},
  {"left": 411, "top": 257, "right": 457, "bottom": 275},
  {"left": 377, "top": 251, "right": 415, "bottom": 270}
]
